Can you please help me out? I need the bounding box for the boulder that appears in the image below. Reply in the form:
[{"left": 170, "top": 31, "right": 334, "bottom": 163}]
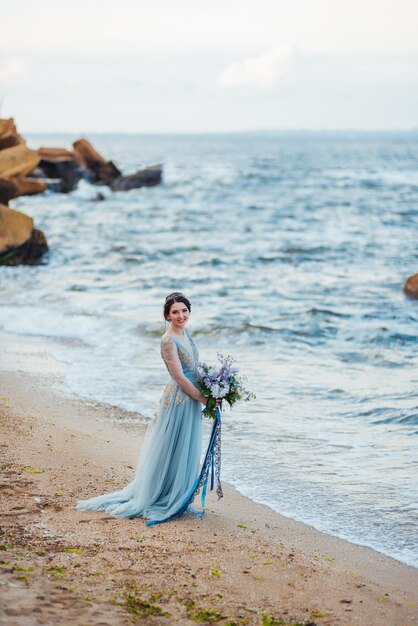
[
  {"left": 0, "top": 178, "right": 18, "bottom": 205},
  {"left": 36, "top": 147, "right": 89, "bottom": 192},
  {"left": 12, "top": 177, "right": 47, "bottom": 197},
  {"left": 37, "top": 147, "right": 76, "bottom": 161},
  {"left": 0, "top": 204, "right": 48, "bottom": 265},
  {"left": 0, "top": 118, "right": 24, "bottom": 151},
  {"left": 0, "top": 143, "right": 39, "bottom": 178},
  {"left": 404, "top": 273, "right": 418, "bottom": 298},
  {"left": 110, "top": 165, "right": 162, "bottom": 191},
  {"left": 0, "top": 203, "right": 33, "bottom": 253},
  {"left": 26, "top": 166, "right": 48, "bottom": 179},
  {"left": 73, "top": 138, "right": 121, "bottom": 184}
]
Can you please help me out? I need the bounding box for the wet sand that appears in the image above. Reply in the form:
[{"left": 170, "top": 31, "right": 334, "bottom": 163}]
[{"left": 1, "top": 332, "right": 417, "bottom": 625}]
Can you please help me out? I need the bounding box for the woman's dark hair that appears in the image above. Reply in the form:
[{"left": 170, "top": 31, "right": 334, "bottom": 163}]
[{"left": 163, "top": 292, "right": 191, "bottom": 320}]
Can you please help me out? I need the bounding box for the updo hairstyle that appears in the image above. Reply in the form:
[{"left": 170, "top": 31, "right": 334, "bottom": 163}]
[{"left": 163, "top": 292, "right": 191, "bottom": 321}]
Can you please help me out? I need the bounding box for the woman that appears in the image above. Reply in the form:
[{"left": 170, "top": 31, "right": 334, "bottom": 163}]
[{"left": 76, "top": 292, "right": 217, "bottom": 525}]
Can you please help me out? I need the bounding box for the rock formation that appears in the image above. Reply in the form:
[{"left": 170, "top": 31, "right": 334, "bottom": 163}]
[
  {"left": 111, "top": 164, "right": 162, "bottom": 191},
  {"left": 73, "top": 139, "right": 121, "bottom": 184},
  {"left": 36, "top": 147, "right": 87, "bottom": 193},
  {"left": 404, "top": 273, "right": 418, "bottom": 298},
  {"left": 0, "top": 204, "right": 48, "bottom": 265},
  {"left": 0, "top": 119, "right": 47, "bottom": 204},
  {"left": 0, "top": 115, "right": 163, "bottom": 266},
  {"left": 0, "top": 119, "right": 48, "bottom": 264}
]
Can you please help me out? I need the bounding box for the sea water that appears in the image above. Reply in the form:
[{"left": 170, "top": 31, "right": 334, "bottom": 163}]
[{"left": 1, "top": 131, "right": 417, "bottom": 567}]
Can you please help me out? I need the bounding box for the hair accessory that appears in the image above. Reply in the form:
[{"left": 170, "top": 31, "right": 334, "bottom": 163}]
[{"left": 165, "top": 292, "right": 184, "bottom": 301}]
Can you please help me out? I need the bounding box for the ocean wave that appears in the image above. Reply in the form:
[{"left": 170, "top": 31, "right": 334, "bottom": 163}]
[
  {"left": 306, "top": 307, "right": 351, "bottom": 318},
  {"left": 372, "top": 413, "right": 418, "bottom": 426}
]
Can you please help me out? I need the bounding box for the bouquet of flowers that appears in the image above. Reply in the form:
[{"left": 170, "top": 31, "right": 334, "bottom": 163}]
[{"left": 196, "top": 353, "right": 256, "bottom": 419}]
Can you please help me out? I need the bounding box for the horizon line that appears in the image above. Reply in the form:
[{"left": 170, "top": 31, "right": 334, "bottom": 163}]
[{"left": 23, "top": 127, "right": 418, "bottom": 136}]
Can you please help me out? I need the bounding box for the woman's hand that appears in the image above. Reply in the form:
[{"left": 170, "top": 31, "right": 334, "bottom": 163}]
[{"left": 197, "top": 395, "right": 221, "bottom": 407}]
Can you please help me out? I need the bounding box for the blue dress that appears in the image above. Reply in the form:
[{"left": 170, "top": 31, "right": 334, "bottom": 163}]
[{"left": 75, "top": 328, "right": 204, "bottom": 523}]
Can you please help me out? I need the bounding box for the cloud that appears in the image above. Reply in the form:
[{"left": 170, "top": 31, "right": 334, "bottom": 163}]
[
  {"left": 219, "top": 46, "right": 297, "bottom": 89},
  {"left": 0, "top": 57, "right": 28, "bottom": 84}
]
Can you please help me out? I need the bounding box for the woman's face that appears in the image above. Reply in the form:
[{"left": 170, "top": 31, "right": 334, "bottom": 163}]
[{"left": 167, "top": 301, "right": 190, "bottom": 330}]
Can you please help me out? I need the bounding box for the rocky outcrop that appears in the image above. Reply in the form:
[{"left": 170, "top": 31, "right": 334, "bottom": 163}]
[
  {"left": 0, "top": 118, "right": 49, "bottom": 265},
  {"left": 0, "top": 176, "right": 47, "bottom": 204},
  {"left": 110, "top": 164, "right": 162, "bottom": 191},
  {"left": 0, "top": 114, "right": 163, "bottom": 267},
  {"left": 0, "top": 178, "right": 18, "bottom": 205},
  {"left": 0, "top": 142, "right": 40, "bottom": 179},
  {"left": 37, "top": 147, "right": 75, "bottom": 161},
  {"left": 0, "top": 204, "right": 48, "bottom": 265},
  {"left": 0, "top": 116, "right": 163, "bottom": 198},
  {"left": 0, "top": 118, "right": 24, "bottom": 150},
  {"left": 73, "top": 138, "right": 121, "bottom": 184},
  {"left": 37, "top": 147, "right": 87, "bottom": 193},
  {"left": 12, "top": 177, "right": 48, "bottom": 197},
  {"left": 404, "top": 273, "right": 418, "bottom": 298}
]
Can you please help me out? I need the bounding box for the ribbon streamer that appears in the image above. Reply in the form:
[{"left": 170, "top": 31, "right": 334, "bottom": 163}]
[{"left": 147, "top": 407, "right": 223, "bottom": 526}]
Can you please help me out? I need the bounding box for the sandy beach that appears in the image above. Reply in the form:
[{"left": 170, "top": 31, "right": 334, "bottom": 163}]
[{"left": 1, "top": 332, "right": 417, "bottom": 626}]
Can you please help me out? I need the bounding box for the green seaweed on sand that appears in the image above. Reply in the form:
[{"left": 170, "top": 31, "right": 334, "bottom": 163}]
[
  {"left": 47, "top": 565, "right": 66, "bottom": 578},
  {"left": 64, "top": 547, "right": 83, "bottom": 554},
  {"left": 52, "top": 566, "right": 66, "bottom": 573},
  {"left": 12, "top": 565, "right": 35, "bottom": 572},
  {"left": 190, "top": 608, "right": 224, "bottom": 623},
  {"left": 167, "top": 588, "right": 178, "bottom": 598},
  {"left": 261, "top": 616, "right": 318, "bottom": 626},
  {"left": 122, "top": 594, "right": 170, "bottom": 618}
]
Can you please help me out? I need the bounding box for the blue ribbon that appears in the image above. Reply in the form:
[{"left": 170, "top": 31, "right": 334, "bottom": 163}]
[{"left": 146, "top": 407, "right": 222, "bottom": 526}]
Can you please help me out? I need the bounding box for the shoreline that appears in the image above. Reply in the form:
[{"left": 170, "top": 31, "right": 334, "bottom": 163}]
[
  {"left": 1, "top": 332, "right": 418, "bottom": 625},
  {"left": 1, "top": 329, "right": 417, "bottom": 571}
]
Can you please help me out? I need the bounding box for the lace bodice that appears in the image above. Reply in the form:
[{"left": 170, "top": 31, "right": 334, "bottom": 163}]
[{"left": 160, "top": 328, "right": 199, "bottom": 383}]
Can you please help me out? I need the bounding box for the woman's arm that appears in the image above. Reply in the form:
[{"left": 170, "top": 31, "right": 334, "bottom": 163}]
[{"left": 161, "top": 336, "right": 207, "bottom": 405}]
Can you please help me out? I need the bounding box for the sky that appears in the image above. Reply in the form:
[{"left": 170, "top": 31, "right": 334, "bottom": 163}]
[{"left": 1, "top": 0, "right": 418, "bottom": 133}]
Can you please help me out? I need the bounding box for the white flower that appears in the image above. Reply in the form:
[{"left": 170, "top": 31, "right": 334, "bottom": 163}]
[
  {"left": 210, "top": 383, "right": 220, "bottom": 397},
  {"left": 218, "top": 384, "right": 230, "bottom": 398}
]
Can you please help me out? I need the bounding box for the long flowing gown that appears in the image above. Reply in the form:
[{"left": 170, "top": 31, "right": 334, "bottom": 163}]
[{"left": 75, "top": 328, "right": 205, "bottom": 524}]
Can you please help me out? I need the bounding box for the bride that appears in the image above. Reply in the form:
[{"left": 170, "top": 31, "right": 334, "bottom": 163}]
[{"left": 76, "top": 292, "right": 220, "bottom": 525}]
